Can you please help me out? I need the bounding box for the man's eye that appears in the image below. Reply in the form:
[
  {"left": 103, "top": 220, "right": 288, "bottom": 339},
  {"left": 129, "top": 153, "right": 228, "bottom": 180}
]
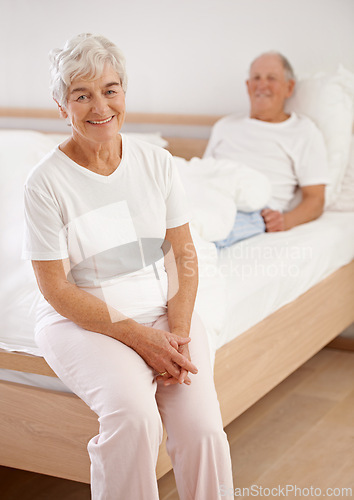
[
  {"left": 77, "top": 95, "right": 88, "bottom": 101},
  {"left": 106, "top": 90, "right": 117, "bottom": 96}
]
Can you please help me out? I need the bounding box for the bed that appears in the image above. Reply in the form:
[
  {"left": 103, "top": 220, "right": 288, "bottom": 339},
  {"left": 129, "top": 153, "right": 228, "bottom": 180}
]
[{"left": 0, "top": 66, "right": 354, "bottom": 485}]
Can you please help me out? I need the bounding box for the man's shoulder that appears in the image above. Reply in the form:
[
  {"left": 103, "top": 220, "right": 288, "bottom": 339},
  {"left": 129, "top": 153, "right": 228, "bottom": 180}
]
[
  {"left": 216, "top": 113, "right": 246, "bottom": 124},
  {"left": 212, "top": 113, "right": 247, "bottom": 131},
  {"left": 286, "top": 113, "right": 327, "bottom": 150},
  {"left": 289, "top": 112, "right": 320, "bottom": 132}
]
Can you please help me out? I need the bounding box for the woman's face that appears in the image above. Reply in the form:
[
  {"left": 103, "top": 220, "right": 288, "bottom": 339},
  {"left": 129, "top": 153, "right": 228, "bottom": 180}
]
[{"left": 63, "top": 64, "right": 126, "bottom": 145}]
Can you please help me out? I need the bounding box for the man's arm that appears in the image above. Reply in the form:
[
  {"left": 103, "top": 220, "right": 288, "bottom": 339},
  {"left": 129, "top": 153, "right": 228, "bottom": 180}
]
[{"left": 262, "top": 184, "right": 326, "bottom": 232}]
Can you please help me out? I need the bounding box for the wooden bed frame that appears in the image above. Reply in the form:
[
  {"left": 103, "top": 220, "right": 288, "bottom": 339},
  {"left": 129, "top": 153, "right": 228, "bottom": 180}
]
[{"left": 0, "top": 108, "right": 354, "bottom": 484}]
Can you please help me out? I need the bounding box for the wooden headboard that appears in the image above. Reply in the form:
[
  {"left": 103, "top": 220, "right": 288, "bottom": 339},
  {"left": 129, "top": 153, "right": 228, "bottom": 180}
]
[{"left": 0, "top": 107, "right": 223, "bottom": 160}]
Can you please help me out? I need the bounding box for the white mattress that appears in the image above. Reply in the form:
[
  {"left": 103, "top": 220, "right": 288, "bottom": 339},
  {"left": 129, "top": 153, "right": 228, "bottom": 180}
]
[{"left": 1, "top": 210, "right": 354, "bottom": 391}]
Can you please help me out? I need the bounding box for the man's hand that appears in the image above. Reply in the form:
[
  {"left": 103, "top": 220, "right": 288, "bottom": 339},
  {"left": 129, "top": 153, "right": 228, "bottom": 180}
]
[
  {"left": 261, "top": 208, "right": 285, "bottom": 232},
  {"left": 262, "top": 185, "right": 325, "bottom": 232}
]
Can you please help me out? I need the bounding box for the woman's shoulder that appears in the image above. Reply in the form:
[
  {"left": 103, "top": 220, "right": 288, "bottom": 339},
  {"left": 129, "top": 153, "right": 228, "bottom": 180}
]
[
  {"left": 25, "top": 147, "right": 61, "bottom": 191},
  {"left": 121, "top": 134, "right": 174, "bottom": 188},
  {"left": 122, "top": 133, "right": 171, "bottom": 160}
]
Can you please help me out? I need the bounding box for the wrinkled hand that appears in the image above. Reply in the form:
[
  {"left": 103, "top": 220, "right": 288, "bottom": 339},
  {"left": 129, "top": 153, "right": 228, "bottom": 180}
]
[
  {"left": 261, "top": 209, "right": 285, "bottom": 232},
  {"left": 156, "top": 340, "right": 192, "bottom": 386},
  {"left": 132, "top": 326, "right": 198, "bottom": 385}
]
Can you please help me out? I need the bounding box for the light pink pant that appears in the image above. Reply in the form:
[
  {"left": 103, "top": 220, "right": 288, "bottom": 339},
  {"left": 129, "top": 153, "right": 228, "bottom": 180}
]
[{"left": 35, "top": 312, "right": 233, "bottom": 499}]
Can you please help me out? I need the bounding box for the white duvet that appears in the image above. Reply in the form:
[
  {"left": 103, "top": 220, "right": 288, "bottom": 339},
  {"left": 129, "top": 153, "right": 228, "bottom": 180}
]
[{"left": 174, "top": 156, "right": 271, "bottom": 241}]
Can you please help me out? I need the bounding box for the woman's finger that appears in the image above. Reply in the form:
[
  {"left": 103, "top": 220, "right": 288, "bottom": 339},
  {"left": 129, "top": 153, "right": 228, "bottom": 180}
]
[
  {"left": 169, "top": 339, "right": 179, "bottom": 350},
  {"left": 169, "top": 347, "right": 198, "bottom": 374},
  {"left": 156, "top": 373, "right": 192, "bottom": 386},
  {"left": 178, "top": 368, "right": 188, "bottom": 384},
  {"left": 170, "top": 335, "right": 191, "bottom": 346}
]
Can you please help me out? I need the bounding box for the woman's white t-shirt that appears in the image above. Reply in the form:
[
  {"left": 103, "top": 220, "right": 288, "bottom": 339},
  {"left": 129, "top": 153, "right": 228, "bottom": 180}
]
[{"left": 23, "top": 134, "right": 190, "bottom": 330}]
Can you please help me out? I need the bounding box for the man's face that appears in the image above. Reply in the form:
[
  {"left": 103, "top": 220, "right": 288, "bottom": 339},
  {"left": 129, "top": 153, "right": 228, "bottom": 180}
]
[{"left": 246, "top": 54, "right": 295, "bottom": 122}]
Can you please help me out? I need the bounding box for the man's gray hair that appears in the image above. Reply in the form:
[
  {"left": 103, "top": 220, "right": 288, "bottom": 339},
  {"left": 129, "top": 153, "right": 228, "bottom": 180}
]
[
  {"left": 49, "top": 33, "right": 128, "bottom": 107},
  {"left": 250, "top": 51, "right": 296, "bottom": 81}
]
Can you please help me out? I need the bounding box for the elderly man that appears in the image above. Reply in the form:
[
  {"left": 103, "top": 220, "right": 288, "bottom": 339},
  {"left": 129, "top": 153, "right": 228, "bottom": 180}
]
[{"left": 204, "top": 52, "right": 329, "bottom": 236}]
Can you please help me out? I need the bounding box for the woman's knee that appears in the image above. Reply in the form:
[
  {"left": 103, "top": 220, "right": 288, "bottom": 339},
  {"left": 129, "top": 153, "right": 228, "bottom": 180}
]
[
  {"left": 168, "top": 422, "right": 228, "bottom": 463},
  {"left": 98, "top": 393, "right": 163, "bottom": 443},
  {"left": 193, "top": 417, "right": 225, "bottom": 444},
  {"left": 171, "top": 409, "right": 225, "bottom": 449}
]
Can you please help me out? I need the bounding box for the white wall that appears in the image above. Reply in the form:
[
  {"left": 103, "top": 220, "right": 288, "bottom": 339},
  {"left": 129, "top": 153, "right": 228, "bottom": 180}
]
[{"left": 1, "top": 0, "right": 354, "bottom": 116}]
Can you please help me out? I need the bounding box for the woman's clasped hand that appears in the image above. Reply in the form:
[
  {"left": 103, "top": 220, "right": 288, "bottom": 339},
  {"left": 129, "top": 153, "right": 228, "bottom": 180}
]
[{"left": 132, "top": 326, "right": 198, "bottom": 385}]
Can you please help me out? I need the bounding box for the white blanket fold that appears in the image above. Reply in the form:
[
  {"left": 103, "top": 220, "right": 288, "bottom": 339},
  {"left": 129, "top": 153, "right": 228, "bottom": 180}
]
[{"left": 174, "top": 156, "right": 271, "bottom": 242}]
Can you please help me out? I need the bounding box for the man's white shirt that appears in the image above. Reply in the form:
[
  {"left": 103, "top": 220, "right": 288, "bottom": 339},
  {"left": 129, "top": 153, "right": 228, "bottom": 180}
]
[{"left": 204, "top": 112, "right": 329, "bottom": 212}]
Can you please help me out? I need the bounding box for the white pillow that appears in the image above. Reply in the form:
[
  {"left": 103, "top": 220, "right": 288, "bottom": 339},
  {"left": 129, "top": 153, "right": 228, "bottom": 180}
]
[
  {"left": 0, "top": 130, "right": 56, "bottom": 273},
  {"left": 328, "top": 135, "right": 354, "bottom": 212},
  {"left": 124, "top": 132, "right": 168, "bottom": 148},
  {"left": 0, "top": 130, "right": 56, "bottom": 350},
  {"left": 0, "top": 130, "right": 55, "bottom": 269},
  {"left": 285, "top": 66, "right": 354, "bottom": 206}
]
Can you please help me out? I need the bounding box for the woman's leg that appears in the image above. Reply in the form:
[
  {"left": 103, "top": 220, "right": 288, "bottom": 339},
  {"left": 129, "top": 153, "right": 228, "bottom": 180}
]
[
  {"left": 36, "top": 319, "right": 163, "bottom": 500},
  {"left": 154, "top": 313, "right": 234, "bottom": 500}
]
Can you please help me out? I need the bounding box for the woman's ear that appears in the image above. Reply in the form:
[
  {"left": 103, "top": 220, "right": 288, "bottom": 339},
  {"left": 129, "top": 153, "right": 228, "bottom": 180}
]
[{"left": 54, "top": 98, "right": 68, "bottom": 119}]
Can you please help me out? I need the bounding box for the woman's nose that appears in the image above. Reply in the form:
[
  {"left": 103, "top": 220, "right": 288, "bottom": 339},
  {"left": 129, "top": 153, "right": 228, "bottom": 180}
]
[{"left": 91, "top": 95, "right": 109, "bottom": 115}]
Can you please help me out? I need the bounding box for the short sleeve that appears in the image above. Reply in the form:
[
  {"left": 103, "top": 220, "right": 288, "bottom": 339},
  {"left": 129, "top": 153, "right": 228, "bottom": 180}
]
[
  {"left": 22, "top": 186, "right": 68, "bottom": 260},
  {"left": 295, "top": 124, "right": 330, "bottom": 187},
  {"left": 165, "top": 157, "right": 191, "bottom": 229}
]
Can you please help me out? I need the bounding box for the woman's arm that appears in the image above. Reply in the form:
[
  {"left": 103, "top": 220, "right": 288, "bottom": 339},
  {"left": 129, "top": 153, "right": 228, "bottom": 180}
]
[
  {"left": 161, "top": 223, "right": 199, "bottom": 384},
  {"left": 32, "top": 259, "right": 198, "bottom": 380},
  {"left": 164, "top": 223, "right": 198, "bottom": 336}
]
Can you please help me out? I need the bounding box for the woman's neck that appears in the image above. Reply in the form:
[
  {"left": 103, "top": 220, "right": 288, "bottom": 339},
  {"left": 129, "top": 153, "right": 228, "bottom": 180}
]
[{"left": 60, "top": 134, "right": 123, "bottom": 175}]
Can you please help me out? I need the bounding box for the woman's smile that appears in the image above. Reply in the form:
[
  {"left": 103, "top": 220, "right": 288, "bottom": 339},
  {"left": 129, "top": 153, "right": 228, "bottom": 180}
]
[{"left": 87, "top": 115, "right": 115, "bottom": 125}]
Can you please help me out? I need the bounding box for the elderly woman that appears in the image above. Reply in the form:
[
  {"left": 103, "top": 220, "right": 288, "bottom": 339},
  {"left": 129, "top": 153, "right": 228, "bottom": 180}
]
[{"left": 23, "top": 33, "right": 233, "bottom": 499}]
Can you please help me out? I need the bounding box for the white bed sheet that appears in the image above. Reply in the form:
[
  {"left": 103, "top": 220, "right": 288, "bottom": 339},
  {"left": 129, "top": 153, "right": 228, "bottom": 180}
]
[
  {"left": 1, "top": 210, "right": 354, "bottom": 392},
  {"left": 195, "top": 211, "right": 354, "bottom": 351}
]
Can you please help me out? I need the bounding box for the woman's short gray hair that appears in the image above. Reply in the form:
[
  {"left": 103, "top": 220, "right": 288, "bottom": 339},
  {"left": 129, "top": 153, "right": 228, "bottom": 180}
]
[
  {"left": 250, "top": 51, "right": 296, "bottom": 81},
  {"left": 50, "top": 33, "right": 128, "bottom": 107}
]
